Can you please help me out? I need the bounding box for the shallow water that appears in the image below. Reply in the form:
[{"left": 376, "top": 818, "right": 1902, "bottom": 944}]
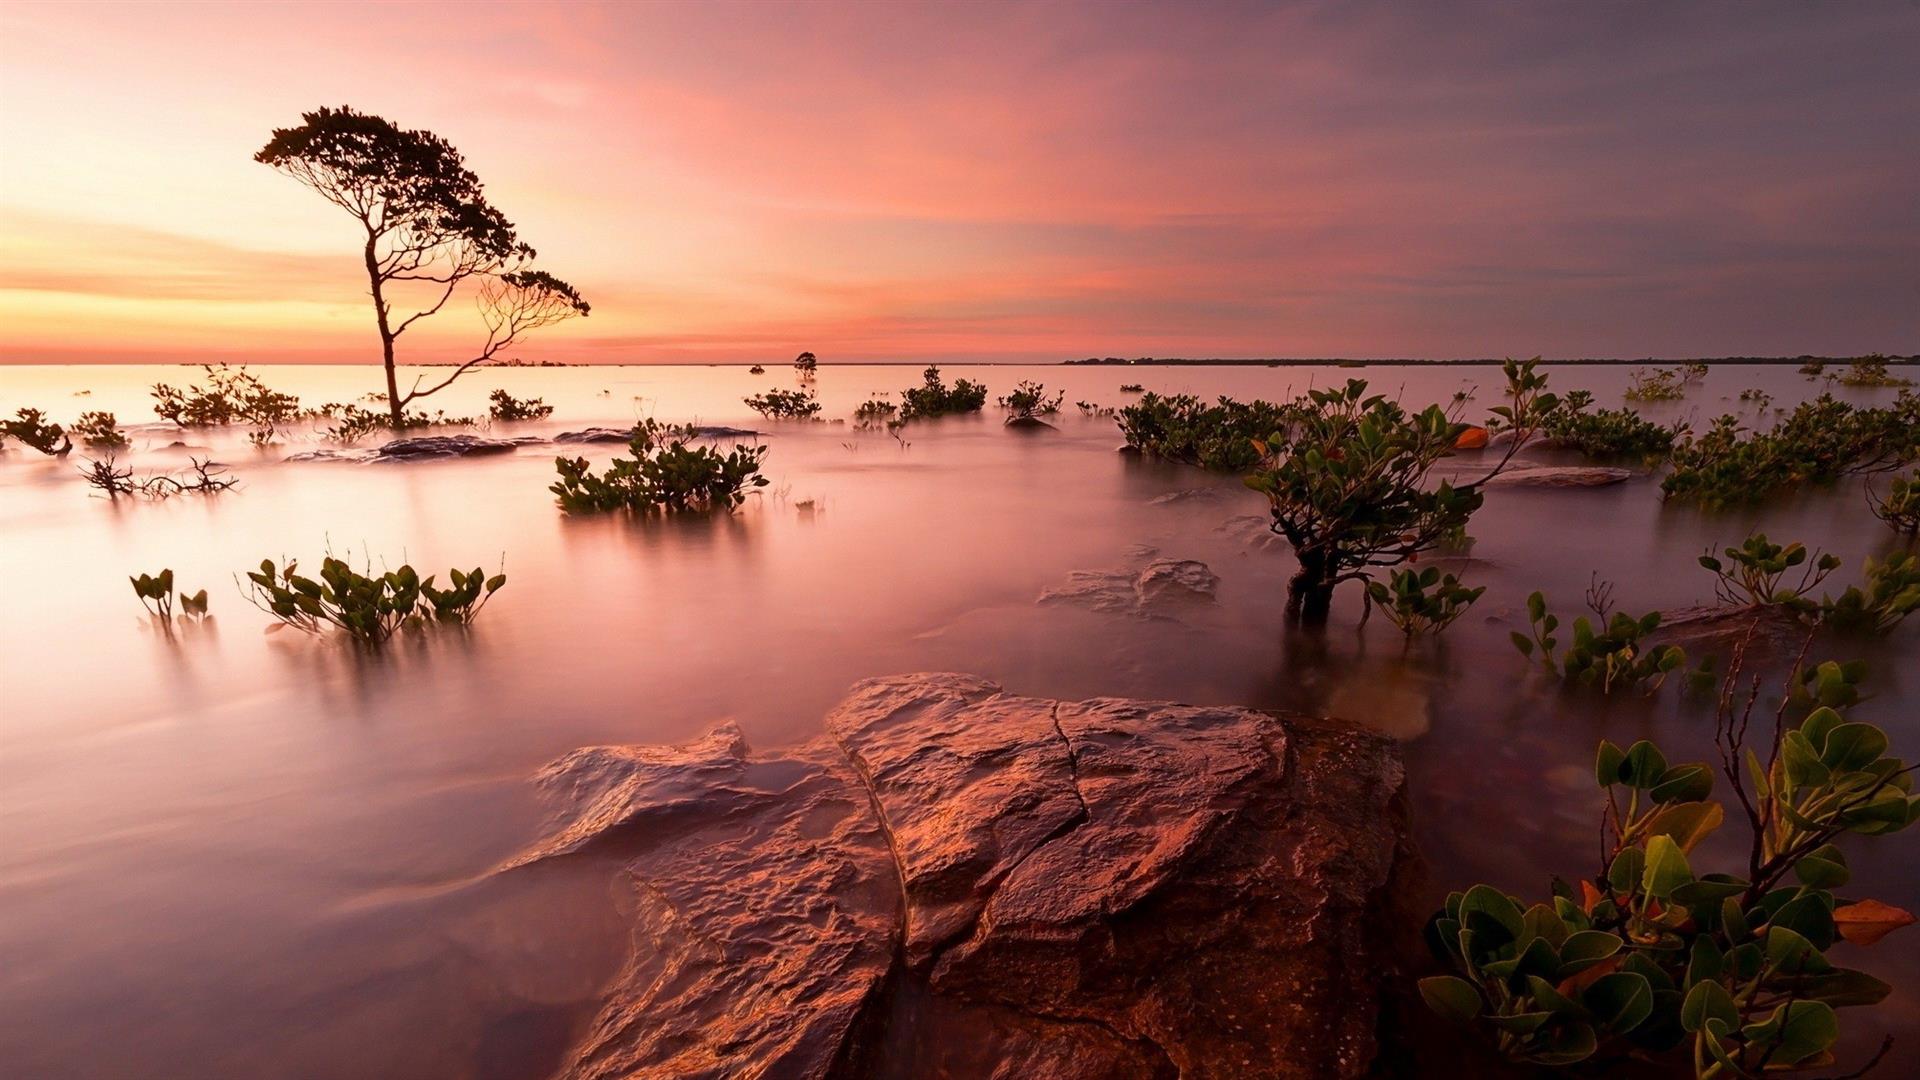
[{"left": 2, "top": 362, "right": 1915, "bottom": 1077}]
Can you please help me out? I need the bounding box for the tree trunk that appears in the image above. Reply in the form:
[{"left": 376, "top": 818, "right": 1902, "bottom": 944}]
[
  {"left": 1286, "top": 551, "right": 1337, "bottom": 625},
  {"left": 363, "top": 236, "right": 402, "bottom": 430}
]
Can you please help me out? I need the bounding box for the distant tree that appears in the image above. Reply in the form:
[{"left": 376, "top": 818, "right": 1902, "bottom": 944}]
[
  {"left": 255, "top": 106, "right": 588, "bottom": 429},
  {"left": 794, "top": 351, "right": 819, "bottom": 378}
]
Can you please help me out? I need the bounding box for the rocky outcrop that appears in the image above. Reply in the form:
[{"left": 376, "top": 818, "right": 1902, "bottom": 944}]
[
  {"left": 1004, "top": 415, "right": 1056, "bottom": 431},
  {"left": 1484, "top": 465, "right": 1633, "bottom": 488},
  {"left": 1038, "top": 558, "right": 1220, "bottom": 616},
  {"left": 375, "top": 434, "right": 523, "bottom": 460},
  {"left": 508, "top": 674, "right": 1408, "bottom": 1080}
]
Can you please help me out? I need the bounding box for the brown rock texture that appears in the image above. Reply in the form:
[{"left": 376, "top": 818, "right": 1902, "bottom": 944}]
[
  {"left": 1038, "top": 558, "right": 1220, "bottom": 616},
  {"left": 508, "top": 674, "right": 1408, "bottom": 1080},
  {"left": 1483, "top": 465, "right": 1633, "bottom": 488}
]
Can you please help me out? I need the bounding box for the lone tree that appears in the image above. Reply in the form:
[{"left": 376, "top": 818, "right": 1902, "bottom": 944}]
[{"left": 255, "top": 106, "right": 588, "bottom": 428}]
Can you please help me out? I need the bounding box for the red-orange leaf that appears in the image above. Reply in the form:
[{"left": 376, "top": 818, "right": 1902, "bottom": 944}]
[{"left": 1834, "top": 899, "right": 1916, "bottom": 946}]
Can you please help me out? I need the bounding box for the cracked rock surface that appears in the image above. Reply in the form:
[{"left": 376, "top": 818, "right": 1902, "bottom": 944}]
[
  {"left": 1038, "top": 558, "right": 1221, "bottom": 616},
  {"left": 509, "top": 673, "right": 1407, "bottom": 1079}
]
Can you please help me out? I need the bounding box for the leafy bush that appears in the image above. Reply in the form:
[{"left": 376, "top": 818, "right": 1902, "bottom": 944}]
[
  {"left": 1837, "top": 356, "right": 1912, "bottom": 388},
  {"left": 1699, "top": 533, "right": 1839, "bottom": 614},
  {"left": 897, "top": 366, "right": 988, "bottom": 422},
  {"left": 1623, "top": 364, "right": 1705, "bottom": 402},
  {"left": 1661, "top": 393, "right": 1920, "bottom": 506},
  {"left": 551, "top": 419, "right": 768, "bottom": 514},
  {"left": 1821, "top": 553, "right": 1920, "bottom": 634},
  {"left": 487, "top": 389, "right": 553, "bottom": 422},
  {"left": 852, "top": 398, "right": 897, "bottom": 429},
  {"left": 1119, "top": 383, "right": 1145, "bottom": 393},
  {"left": 743, "top": 387, "right": 822, "bottom": 420},
  {"left": 1, "top": 408, "right": 72, "bottom": 455},
  {"left": 997, "top": 381, "right": 1063, "bottom": 419},
  {"left": 314, "top": 401, "right": 477, "bottom": 442},
  {"left": 1799, "top": 360, "right": 1827, "bottom": 377},
  {"left": 1075, "top": 400, "right": 1116, "bottom": 418},
  {"left": 130, "top": 569, "right": 208, "bottom": 623},
  {"left": 1867, "top": 471, "right": 1919, "bottom": 534},
  {"left": 72, "top": 411, "right": 128, "bottom": 450},
  {"left": 1116, "top": 392, "right": 1293, "bottom": 472},
  {"left": 1513, "top": 589, "right": 1688, "bottom": 694},
  {"left": 245, "top": 557, "right": 504, "bottom": 644},
  {"left": 1531, "top": 390, "right": 1684, "bottom": 460},
  {"left": 793, "top": 351, "right": 818, "bottom": 374},
  {"left": 1422, "top": 655, "right": 1917, "bottom": 1077},
  {"left": 151, "top": 364, "right": 304, "bottom": 443},
  {"left": 1364, "top": 567, "right": 1484, "bottom": 636},
  {"left": 1245, "top": 358, "right": 1553, "bottom": 621}
]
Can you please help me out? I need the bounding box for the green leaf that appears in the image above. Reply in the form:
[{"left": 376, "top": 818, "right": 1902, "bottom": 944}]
[
  {"left": 1594, "top": 740, "right": 1625, "bottom": 787},
  {"left": 1417, "top": 975, "right": 1483, "bottom": 1023},
  {"left": 1759, "top": 1000, "right": 1838, "bottom": 1066},
  {"left": 1621, "top": 741, "right": 1668, "bottom": 789},
  {"left": 1680, "top": 979, "right": 1738, "bottom": 1033},
  {"left": 1819, "top": 723, "right": 1888, "bottom": 772},
  {"left": 1641, "top": 835, "right": 1693, "bottom": 900},
  {"left": 1558, "top": 930, "right": 1623, "bottom": 976},
  {"left": 1794, "top": 844, "right": 1850, "bottom": 889},
  {"left": 1583, "top": 971, "right": 1653, "bottom": 1033},
  {"left": 1650, "top": 763, "right": 1713, "bottom": 804}
]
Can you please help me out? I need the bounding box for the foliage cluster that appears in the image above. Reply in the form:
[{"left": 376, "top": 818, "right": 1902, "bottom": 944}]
[
  {"left": 1700, "top": 535, "right": 1840, "bottom": 615},
  {"left": 1245, "top": 358, "right": 1554, "bottom": 621},
  {"left": 551, "top": 419, "right": 768, "bottom": 515},
  {"left": 1116, "top": 392, "right": 1294, "bottom": 472},
  {"left": 897, "top": 365, "right": 988, "bottom": 422},
  {"left": 1661, "top": 393, "right": 1920, "bottom": 506},
  {"left": 998, "top": 381, "right": 1064, "bottom": 419},
  {"left": 1866, "top": 472, "right": 1919, "bottom": 534},
  {"left": 1514, "top": 589, "right": 1689, "bottom": 694},
  {"left": 743, "top": 387, "right": 822, "bottom": 420},
  {"left": 72, "top": 411, "right": 128, "bottom": 449},
  {"left": 152, "top": 364, "right": 305, "bottom": 444},
  {"left": 1364, "top": 567, "right": 1484, "bottom": 636},
  {"left": 1423, "top": 654, "right": 1918, "bottom": 1077},
  {"left": 1837, "top": 357, "right": 1912, "bottom": 388},
  {"left": 1, "top": 408, "right": 72, "bottom": 455},
  {"left": 245, "top": 557, "right": 504, "bottom": 644},
  {"left": 1532, "top": 390, "right": 1686, "bottom": 460},
  {"left": 1624, "top": 364, "right": 1708, "bottom": 402},
  {"left": 487, "top": 389, "right": 553, "bottom": 421}
]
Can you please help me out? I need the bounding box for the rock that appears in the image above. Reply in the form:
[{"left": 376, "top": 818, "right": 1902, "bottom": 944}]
[
  {"left": 1216, "top": 514, "right": 1286, "bottom": 551},
  {"left": 282, "top": 448, "right": 374, "bottom": 464},
  {"left": 1004, "top": 415, "right": 1056, "bottom": 430},
  {"left": 1148, "top": 486, "right": 1234, "bottom": 506},
  {"left": 1651, "top": 603, "right": 1811, "bottom": 661},
  {"left": 1485, "top": 465, "right": 1633, "bottom": 488},
  {"left": 508, "top": 675, "right": 1408, "bottom": 1079},
  {"left": 1038, "top": 558, "right": 1219, "bottom": 617},
  {"left": 375, "top": 434, "right": 520, "bottom": 460}
]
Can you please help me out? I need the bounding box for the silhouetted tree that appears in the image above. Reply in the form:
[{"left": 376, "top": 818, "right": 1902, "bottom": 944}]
[{"left": 255, "top": 106, "right": 588, "bottom": 428}]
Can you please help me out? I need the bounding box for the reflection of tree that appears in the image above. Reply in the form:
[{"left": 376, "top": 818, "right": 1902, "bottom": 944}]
[{"left": 255, "top": 106, "right": 588, "bottom": 427}]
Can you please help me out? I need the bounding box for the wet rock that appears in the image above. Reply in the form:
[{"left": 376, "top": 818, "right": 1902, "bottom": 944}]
[
  {"left": 282, "top": 448, "right": 374, "bottom": 464},
  {"left": 1148, "top": 486, "right": 1235, "bottom": 506},
  {"left": 1038, "top": 558, "right": 1218, "bottom": 616},
  {"left": 375, "top": 434, "right": 521, "bottom": 460},
  {"left": 1485, "top": 465, "right": 1633, "bottom": 488},
  {"left": 1216, "top": 513, "right": 1286, "bottom": 551},
  {"left": 1652, "top": 603, "right": 1811, "bottom": 661},
  {"left": 511, "top": 675, "right": 1407, "bottom": 1079}
]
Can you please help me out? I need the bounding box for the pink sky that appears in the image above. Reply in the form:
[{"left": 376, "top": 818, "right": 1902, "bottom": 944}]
[{"left": 1, "top": 1, "right": 1915, "bottom": 364}]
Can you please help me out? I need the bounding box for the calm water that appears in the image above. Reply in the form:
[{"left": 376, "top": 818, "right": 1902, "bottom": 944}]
[{"left": 2, "top": 362, "right": 1915, "bottom": 1077}]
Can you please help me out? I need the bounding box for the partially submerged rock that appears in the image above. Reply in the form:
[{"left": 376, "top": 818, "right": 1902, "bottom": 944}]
[
  {"left": 1652, "top": 603, "right": 1811, "bottom": 661},
  {"left": 1038, "top": 558, "right": 1219, "bottom": 616},
  {"left": 554, "top": 425, "right": 760, "bottom": 444},
  {"left": 1004, "top": 415, "right": 1056, "bottom": 431},
  {"left": 1485, "top": 465, "right": 1633, "bottom": 488},
  {"left": 509, "top": 674, "right": 1408, "bottom": 1079},
  {"left": 376, "top": 434, "right": 521, "bottom": 460}
]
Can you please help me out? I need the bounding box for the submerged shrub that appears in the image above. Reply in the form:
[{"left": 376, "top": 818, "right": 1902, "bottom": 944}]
[
  {"left": 1799, "top": 359, "right": 1827, "bottom": 377},
  {"left": 245, "top": 557, "right": 504, "bottom": 644},
  {"left": 1, "top": 408, "right": 73, "bottom": 456},
  {"left": 1116, "top": 392, "right": 1293, "bottom": 472},
  {"left": 1699, "top": 533, "right": 1840, "bottom": 615},
  {"left": 130, "top": 569, "right": 208, "bottom": 623},
  {"left": 314, "top": 401, "right": 477, "bottom": 442},
  {"left": 1364, "top": 567, "right": 1484, "bottom": 636},
  {"left": 1246, "top": 358, "right": 1554, "bottom": 622},
  {"left": 852, "top": 398, "right": 897, "bottom": 428},
  {"left": 551, "top": 418, "right": 768, "bottom": 514},
  {"left": 897, "top": 365, "right": 987, "bottom": 422},
  {"left": 72, "top": 411, "right": 128, "bottom": 450},
  {"left": 743, "top": 387, "right": 821, "bottom": 420},
  {"left": 997, "top": 381, "right": 1064, "bottom": 419},
  {"left": 1530, "top": 390, "right": 1684, "bottom": 461},
  {"left": 1837, "top": 355, "right": 1912, "bottom": 388},
  {"left": 487, "top": 389, "right": 554, "bottom": 422},
  {"left": 1623, "top": 364, "right": 1705, "bottom": 402},
  {"left": 1867, "top": 471, "right": 1920, "bottom": 534},
  {"left": 151, "top": 363, "right": 304, "bottom": 443},
  {"left": 1119, "top": 383, "right": 1145, "bottom": 393},
  {"left": 1423, "top": 653, "right": 1917, "bottom": 1077},
  {"left": 1661, "top": 393, "right": 1920, "bottom": 506},
  {"left": 1513, "top": 589, "right": 1687, "bottom": 694}
]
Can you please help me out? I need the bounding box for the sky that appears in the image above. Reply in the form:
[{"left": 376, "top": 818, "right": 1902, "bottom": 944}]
[{"left": 1, "top": 0, "right": 1916, "bottom": 365}]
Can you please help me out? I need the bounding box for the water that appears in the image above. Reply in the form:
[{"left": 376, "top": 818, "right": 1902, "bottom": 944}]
[{"left": 2, "top": 362, "right": 1915, "bottom": 1077}]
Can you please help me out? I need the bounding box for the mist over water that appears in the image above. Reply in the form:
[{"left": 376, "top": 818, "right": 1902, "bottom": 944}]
[{"left": 2, "top": 362, "right": 1915, "bottom": 1078}]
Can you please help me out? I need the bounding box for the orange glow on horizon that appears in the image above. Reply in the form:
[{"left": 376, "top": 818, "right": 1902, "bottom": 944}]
[{"left": 1, "top": 1, "right": 1915, "bottom": 365}]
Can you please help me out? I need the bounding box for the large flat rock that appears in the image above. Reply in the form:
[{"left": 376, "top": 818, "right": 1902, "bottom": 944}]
[{"left": 508, "top": 675, "right": 1407, "bottom": 1079}]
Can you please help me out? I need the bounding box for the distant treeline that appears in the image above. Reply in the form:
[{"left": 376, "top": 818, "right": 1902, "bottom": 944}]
[{"left": 1063, "top": 354, "right": 1918, "bottom": 367}]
